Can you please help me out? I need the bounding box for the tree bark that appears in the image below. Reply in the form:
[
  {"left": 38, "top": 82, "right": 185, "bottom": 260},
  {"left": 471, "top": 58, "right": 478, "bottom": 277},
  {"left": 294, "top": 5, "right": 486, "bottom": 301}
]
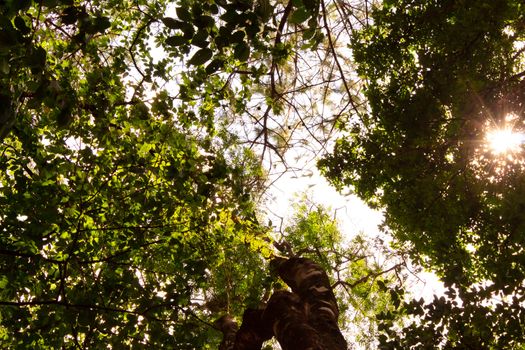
[{"left": 217, "top": 257, "right": 347, "bottom": 350}]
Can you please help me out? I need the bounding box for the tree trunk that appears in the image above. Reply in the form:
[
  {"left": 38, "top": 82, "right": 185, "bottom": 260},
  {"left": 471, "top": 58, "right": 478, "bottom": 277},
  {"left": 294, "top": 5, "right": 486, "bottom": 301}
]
[{"left": 217, "top": 257, "right": 347, "bottom": 350}]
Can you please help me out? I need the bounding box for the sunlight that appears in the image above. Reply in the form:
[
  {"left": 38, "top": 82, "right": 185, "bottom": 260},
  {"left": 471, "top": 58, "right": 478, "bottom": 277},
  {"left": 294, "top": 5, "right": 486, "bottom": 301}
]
[
  {"left": 473, "top": 113, "right": 525, "bottom": 179},
  {"left": 486, "top": 127, "right": 525, "bottom": 154},
  {"left": 485, "top": 113, "right": 525, "bottom": 155}
]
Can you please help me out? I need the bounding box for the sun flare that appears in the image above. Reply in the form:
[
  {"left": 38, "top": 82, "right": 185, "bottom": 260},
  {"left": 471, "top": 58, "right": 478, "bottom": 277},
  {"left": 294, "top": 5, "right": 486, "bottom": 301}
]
[
  {"left": 473, "top": 114, "right": 525, "bottom": 178},
  {"left": 486, "top": 127, "right": 525, "bottom": 154}
]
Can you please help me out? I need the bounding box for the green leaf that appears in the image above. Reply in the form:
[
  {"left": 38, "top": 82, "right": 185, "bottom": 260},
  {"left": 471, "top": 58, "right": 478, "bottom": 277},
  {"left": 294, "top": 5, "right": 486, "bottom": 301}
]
[
  {"left": 175, "top": 6, "right": 192, "bottom": 22},
  {"left": 161, "top": 17, "right": 182, "bottom": 29},
  {"left": 231, "top": 31, "right": 245, "bottom": 44},
  {"left": 220, "top": 10, "right": 240, "bottom": 25},
  {"left": 191, "top": 29, "right": 208, "bottom": 48},
  {"left": 255, "top": 0, "right": 272, "bottom": 21},
  {"left": 26, "top": 46, "right": 46, "bottom": 68},
  {"left": 93, "top": 16, "right": 111, "bottom": 32},
  {"left": 83, "top": 16, "right": 111, "bottom": 34},
  {"left": 234, "top": 42, "right": 250, "bottom": 62},
  {"left": 303, "top": 28, "right": 315, "bottom": 41},
  {"left": 195, "top": 15, "right": 214, "bottom": 29},
  {"left": 205, "top": 58, "right": 224, "bottom": 75},
  {"left": 0, "top": 27, "right": 19, "bottom": 51},
  {"left": 14, "top": 16, "right": 30, "bottom": 35},
  {"left": 187, "top": 48, "right": 212, "bottom": 66},
  {"left": 138, "top": 143, "right": 153, "bottom": 158},
  {"left": 289, "top": 7, "right": 309, "bottom": 24},
  {"left": 180, "top": 22, "right": 195, "bottom": 39},
  {"left": 165, "top": 35, "right": 187, "bottom": 47},
  {"left": 377, "top": 279, "right": 387, "bottom": 291},
  {"left": 13, "top": 0, "right": 32, "bottom": 12},
  {"left": 0, "top": 275, "right": 8, "bottom": 289},
  {"left": 61, "top": 6, "right": 79, "bottom": 24}
]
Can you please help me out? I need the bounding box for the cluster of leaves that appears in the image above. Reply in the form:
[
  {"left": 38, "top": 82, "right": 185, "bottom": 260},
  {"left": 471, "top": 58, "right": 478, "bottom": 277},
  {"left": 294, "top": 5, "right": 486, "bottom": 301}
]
[
  {"left": 0, "top": 0, "right": 379, "bottom": 348},
  {"left": 159, "top": 0, "right": 322, "bottom": 68},
  {"left": 0, "top": 63, "right": 268, "bottom": 349},
  {"left": 0, "top": 0, "right": 277, "bottom": 348},
  {"left": 379, "top": 283, "right": 525, "bottom": 349},
  {"left": 276, "top": 201, "right": 408, "bottom": 349},
  {"left": 7, "top": 0, "right": 525, "bottom": 348},
  {"left": 156, "top": 0, "right": 367, "bottom": 170},
  {"left": 0, "top": 0, "right": 120, "bottom": 139},
  {"left": 320, "top": 0, "right": 525, "bottom": 347}
]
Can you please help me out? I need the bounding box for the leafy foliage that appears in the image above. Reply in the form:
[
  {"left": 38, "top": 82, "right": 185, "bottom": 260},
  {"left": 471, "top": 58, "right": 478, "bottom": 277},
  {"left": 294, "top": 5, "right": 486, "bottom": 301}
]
[
  {"left": 320, "top": 0, "right": 525, "bottom": 347},
  {"left": 0, "top": 61, "right": 268, "bottom": 348},
  {"left": 5, "top": 0, "right": 525, "bottom": 348},
  {"left": 276, "top": 202, "right": 408, "bottom": 349},
  {"left": 0, "top": 0, "right": 273, "bottom": 347},
  {"left": 0, "top": 0, "right": 370, "bottom": 347}
]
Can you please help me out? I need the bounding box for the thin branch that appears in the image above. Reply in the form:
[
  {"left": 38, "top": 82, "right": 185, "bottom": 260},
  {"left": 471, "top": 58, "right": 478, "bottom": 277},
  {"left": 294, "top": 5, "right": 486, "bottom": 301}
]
[
  {"left": 0, "top": 249, "right": 60, "bottom": 264},
  {"left": 0, "top": 299, "right": 172, "bottom": 322},
  {"left": 128, "top": 18, "right": 156, "bottom": 79},
  {"left": 332, "top": 263, "right": 403, "bottom": 289},
  {"left": 320, "top": 0, "right": 367, "bottom": 129}
]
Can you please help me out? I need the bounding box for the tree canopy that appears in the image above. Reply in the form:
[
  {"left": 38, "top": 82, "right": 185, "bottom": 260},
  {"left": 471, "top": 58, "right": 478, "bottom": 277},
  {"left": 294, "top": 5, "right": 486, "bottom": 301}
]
[
  {"left": 320, "top": 0, "right": 525, "bottom": 347},
  {"left": 0, "top": 0, "right": 271, "bottom": 347},
  {"left": 2, "top": 0, "right": 525, "bottom": 348}
]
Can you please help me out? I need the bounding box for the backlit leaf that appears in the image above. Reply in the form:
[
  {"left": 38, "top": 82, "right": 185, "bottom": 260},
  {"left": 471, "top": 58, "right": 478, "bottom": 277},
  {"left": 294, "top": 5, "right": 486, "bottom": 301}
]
[{"left": 187, "top": 47, "right": 212, "bottom": 66}]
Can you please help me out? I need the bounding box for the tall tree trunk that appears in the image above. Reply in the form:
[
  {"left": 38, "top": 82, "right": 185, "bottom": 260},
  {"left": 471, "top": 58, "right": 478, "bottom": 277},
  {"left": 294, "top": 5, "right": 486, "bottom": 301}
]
[{"left": 217, "top": 257, "right": 347, "bottom": 350}]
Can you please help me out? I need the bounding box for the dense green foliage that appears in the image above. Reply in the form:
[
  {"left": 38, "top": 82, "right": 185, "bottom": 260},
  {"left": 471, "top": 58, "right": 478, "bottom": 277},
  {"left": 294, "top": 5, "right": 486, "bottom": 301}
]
[
  {"left": 3, "top": 0, "right": 525, "bottom": 348},
  {"left": 0, "top": 0, "right": 273, "bottom": 347},
  {"left": 279, "top": 202, "right": 406, "bottom": 349},
  {"left": 320, "top": 0, "right": 525, "bottom": 347},
  {"left": 0, "top": 0, "right": 382, "bottom": 348}
]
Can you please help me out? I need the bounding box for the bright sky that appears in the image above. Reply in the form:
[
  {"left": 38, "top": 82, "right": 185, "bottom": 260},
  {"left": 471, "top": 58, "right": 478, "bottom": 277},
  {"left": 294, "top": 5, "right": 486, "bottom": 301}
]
[
  {"left": 264, "top": 117, "right": 525, "bottom": 301},
  {"left": 487, "top": 129, "right": 524, "bottom": 154},
  {"left": 156, "top": 1, "right": 524, "bottom": 304},
  {"left": 264, "top": 153, "right": 447, "bottom": 301},
  {"left": 266, "top": 163, "right": 383, "bottom": 238}
]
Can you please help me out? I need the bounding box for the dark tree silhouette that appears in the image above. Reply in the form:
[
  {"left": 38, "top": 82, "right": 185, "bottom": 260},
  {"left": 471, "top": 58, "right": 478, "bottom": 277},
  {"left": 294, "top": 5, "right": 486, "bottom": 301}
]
[{"left": 218, "top": 257, "right": 347, "bottom": 350}]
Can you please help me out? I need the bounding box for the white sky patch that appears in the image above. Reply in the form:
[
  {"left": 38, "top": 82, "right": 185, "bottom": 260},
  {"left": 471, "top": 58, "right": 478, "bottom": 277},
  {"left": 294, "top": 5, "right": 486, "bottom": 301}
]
[
  {"left": 265, "top": 150, "right": 446, "bottom": 304},
  {"left": 16, "top": 214, "right": 28, "bottom": 222},
  {"left": 57, "top": 174, "right": 70, "bottom": 186},
  {"left": 135, "top": 269, "right": 145, "bottom": 287},
  {"left": 415, "top": 270, "right": 446, "bottom": 302},
  {"left": 65, "top": 136, "right": 87, "bottom": 151},
  {"left": 514, "top": 40, "right": 525, "bottom": 51},
  {"left": 483, "top": 113, "right": 525, "bottom": 157},
  {"left": 64, "top": 135, "right": 103, "bottom": 156},
  {"left": 40, "top": 135, "right": 51, "bottom": 146},
  {"left": 267, "top": 165, "right": 383, "bottom": 240}
]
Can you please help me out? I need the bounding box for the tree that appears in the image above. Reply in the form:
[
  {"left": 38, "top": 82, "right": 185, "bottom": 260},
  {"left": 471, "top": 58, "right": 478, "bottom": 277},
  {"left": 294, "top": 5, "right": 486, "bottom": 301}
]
[
  {"left": 1, "top": 0, "right": 374, "bottom": 347},
  {"left": 0, "top": 0, "right": 272, "bottom": 347},
  {"left": 215, "top": 200, "right": 408, "bottom": 350},
  {"left": 276, "top": 201, "right": 409, "bottom": 349},
  {"left": 217, "top": 257, "right": 347, "bottom": 350},
  {"left": 215, "top": 198, "right": 411, "bottom": 350},
  {"left": 8, "top": 0, "right": 525, "bottom": 348},
  {"left": 319, "top": 0, "right": 525, "bottom": 347},
  {"left": 0, "top": 48, "right": 269, "bottom": 346}
]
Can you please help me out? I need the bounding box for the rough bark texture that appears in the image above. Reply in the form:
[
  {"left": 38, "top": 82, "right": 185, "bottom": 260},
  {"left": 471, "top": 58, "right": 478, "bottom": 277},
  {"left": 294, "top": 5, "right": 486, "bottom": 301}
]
[
  {"left": 217, "top": 257, "right": 347, "bottom": 350},
  {"left": 217, "top": 315, "right": 238, "bottom": 350}
]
